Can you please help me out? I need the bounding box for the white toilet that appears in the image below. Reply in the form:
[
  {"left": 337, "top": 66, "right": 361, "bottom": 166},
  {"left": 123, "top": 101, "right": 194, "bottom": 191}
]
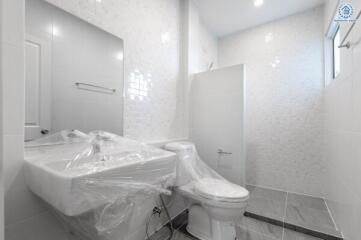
[{"left": 164, "top": 142, "right": 249, "bottom": 240}]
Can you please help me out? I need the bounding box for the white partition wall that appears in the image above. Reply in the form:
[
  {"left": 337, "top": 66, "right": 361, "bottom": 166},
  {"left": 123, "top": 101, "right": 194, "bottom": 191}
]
[{"left": 190, "top": 64, "right": 245, "bottom": 186}]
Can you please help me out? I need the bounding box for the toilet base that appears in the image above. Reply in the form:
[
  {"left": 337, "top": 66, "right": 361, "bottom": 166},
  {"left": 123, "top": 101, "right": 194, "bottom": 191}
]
[{"left": 186, "top": 205, "right": 236, "bottom": 240}]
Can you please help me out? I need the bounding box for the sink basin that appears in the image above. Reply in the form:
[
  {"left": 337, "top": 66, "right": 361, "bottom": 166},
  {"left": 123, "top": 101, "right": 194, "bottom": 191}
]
[{"left": 24, "top": 133, "right": 177, "bottom": 216}]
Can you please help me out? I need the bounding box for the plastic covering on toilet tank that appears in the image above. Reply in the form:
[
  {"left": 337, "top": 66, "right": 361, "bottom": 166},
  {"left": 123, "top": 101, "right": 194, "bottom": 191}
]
[
  {"left": 24, "top": 130, "right": 176, "bottom": 240},
  {"left": 165, "top": 142, "right": 249, "bottom": 200}
]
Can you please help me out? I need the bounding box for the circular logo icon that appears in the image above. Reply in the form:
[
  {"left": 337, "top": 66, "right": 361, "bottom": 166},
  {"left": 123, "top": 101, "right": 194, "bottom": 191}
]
[{"left": 338, "top": 3, "right": 354, "bottom": 19}]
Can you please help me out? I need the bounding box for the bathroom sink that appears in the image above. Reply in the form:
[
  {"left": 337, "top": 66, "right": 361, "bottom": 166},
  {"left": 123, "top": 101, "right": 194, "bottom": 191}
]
[{"left": 24, "top": 136, "right": 177, "bottom": 216}]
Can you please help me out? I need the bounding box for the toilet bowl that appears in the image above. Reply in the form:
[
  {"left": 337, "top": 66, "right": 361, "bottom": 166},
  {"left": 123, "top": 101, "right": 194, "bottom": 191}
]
[{"left": 164, "top": 142, "right": 249, "bottom": 240}]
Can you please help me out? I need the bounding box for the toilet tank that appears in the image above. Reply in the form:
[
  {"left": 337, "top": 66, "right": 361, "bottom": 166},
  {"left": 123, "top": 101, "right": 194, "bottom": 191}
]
[{"left": 164, "top": 142, "right": 197, "bottom": 186}]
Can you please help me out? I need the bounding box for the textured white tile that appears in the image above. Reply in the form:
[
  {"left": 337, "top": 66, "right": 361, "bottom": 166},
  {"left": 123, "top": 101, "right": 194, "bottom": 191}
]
[
  {"left": 218, "top": 7, "right": 325, "bottom": 196},
  {"left": 351, "top": 42, "right": 361, "bottom": 133},
  {"left": 323, "top": 1, "right": 361, "bottom": 237}
]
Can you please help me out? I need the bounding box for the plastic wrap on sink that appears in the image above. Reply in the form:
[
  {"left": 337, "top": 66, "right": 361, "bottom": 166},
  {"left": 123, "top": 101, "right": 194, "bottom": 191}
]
[{"left": 25, "top": 130, "right": 176, "bottom": 240}]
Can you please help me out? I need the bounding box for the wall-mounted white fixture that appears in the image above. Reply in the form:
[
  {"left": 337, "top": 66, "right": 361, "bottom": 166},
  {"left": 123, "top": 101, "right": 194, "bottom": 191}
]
[
  {"left": 254, "top": 0, "right": 264, "bottom": 7},
  {"left": 24, "top": 131, "right": 177, "bottom": 216}
]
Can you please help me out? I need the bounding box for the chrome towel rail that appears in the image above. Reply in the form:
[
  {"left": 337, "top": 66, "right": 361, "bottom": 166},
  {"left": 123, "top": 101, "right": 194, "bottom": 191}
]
[
  {"left": 75, "top": 82, "right": 116, "bottom": 93},
  {"left": 339, "top": 10, "right": 361, "bottom": 49}
]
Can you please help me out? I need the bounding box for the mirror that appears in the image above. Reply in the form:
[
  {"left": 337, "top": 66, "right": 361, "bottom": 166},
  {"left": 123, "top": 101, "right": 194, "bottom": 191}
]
[{"left": 25, "top": 0, "right": 124, "bottom": 141}]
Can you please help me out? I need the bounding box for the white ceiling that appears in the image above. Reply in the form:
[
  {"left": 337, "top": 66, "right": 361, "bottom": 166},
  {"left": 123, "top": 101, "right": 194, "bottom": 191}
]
[{"left": 193, "top": 0, "right": 326, "bottom": 37}]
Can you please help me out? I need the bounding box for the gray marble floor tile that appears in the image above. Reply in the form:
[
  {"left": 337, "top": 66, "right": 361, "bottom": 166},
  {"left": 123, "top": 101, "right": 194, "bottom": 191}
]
[
  {"left": 246, "top": 185, "right": 287, "bottom": 203},
  {"left": 246, "top": 196, "right": 286, "bottom": 222},
  {"left": 283, "top": 229, "right": 323, "bottom": 240},
  {"left": 287, "top": 193, "right": 328, "bottom": 211},
  {"left": 236, "top": 225, "right": 282, "bottom": 240},
  {"left": 285, "top": 204, "right": 340, "bottom": 236},
  {"left": 237, "top": 217, "right": 283, "bottom": 240}
]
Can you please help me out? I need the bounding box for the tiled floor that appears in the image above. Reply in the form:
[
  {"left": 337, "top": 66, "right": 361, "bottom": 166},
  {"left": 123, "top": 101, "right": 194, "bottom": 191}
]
[
  {"left": 245, "top": 185, "right": 343, "bottom": 240},
  {"left": 237, "top": 217, "right": 284, "bottom": 240},
  {"left": 246, "top": 185, "right": 287, "bottom": 223},
  {"left": 151, "top": 185, "right": 344, "bottom": 240},
  {"left": 151, "top": 210, "right": 325, "bottom": 240}
]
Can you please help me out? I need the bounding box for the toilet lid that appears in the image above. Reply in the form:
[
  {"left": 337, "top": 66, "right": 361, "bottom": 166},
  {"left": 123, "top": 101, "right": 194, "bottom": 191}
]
[{"left": 194, "top": 178, "right": 249, "bottom": 202}]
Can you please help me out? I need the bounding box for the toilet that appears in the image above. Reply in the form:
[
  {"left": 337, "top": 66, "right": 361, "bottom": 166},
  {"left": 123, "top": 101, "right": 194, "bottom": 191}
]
[{"left": 164, "top": 142, "right": 249, "bottom": 240}]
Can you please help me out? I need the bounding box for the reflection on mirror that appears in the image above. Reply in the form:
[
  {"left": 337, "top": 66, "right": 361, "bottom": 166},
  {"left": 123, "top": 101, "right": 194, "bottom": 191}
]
[{"left": 25, "top": 0, "right": 124, "bottom": 141}]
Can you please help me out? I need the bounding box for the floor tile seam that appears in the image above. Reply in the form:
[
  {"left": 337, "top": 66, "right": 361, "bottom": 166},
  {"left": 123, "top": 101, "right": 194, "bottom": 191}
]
[
  {"left": 323, "top": 198, "right": 341, "bottom": 234},
  {"left": 283, "top": 191, "right": 289, "bottom": 223},
  {"left": 281, "top": 191, "right": 288, "bottom": 240},
  {"left": 284, "top": 208, "right": 341, "bottom": 233}
]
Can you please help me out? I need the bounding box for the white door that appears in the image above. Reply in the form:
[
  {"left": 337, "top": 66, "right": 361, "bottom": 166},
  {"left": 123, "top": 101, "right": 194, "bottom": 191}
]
[
  {"left": 24, "top": 35, "right": 51, "bottom": 141},
  {"left": 190, "top": 65, "right": 245, "bottom": 185}
]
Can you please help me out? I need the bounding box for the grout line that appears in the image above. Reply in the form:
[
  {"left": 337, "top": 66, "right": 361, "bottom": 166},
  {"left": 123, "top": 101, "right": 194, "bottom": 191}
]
[
  {"left": 281, "top": 191, "right": 289, "bottom": 240},
  {"left": 324, "top": 198, "right": 342, "bottom": 236},
  {"left": 246, "top": 184, "right": 288, "bottom": 194},
  {"left": 283, "top": 191, "right": 289, "bottom": 222},
  {"left": 247, "top": 183, "right": 327, "bottom": 200}
]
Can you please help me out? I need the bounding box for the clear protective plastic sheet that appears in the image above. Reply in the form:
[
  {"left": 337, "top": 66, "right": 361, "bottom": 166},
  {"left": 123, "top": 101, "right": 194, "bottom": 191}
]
[
  {"left": 25, "top": 130, "right": 177, "bottom": 240},
  {"left": 172, "top": 143, "right": 226, "bottom": 186},
  {"left": 25, "top": 130, "right": 244, "bottom": 240},
  {"left": 169, "top": 142, "right": 248, "bottom": 203}
]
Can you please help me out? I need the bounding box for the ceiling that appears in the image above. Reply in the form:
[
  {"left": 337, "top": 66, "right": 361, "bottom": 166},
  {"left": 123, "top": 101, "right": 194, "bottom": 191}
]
[{"left": 193, "top": 0, "right": 326, "bottom": 37}]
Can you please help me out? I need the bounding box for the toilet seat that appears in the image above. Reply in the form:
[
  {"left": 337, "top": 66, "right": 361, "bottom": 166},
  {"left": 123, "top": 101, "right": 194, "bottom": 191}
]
[{"left": 194, "top": 178, "right": 249, "bottom": 203}]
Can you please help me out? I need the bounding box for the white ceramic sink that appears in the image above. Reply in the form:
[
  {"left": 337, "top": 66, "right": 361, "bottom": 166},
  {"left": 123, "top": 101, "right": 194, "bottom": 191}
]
[{"left": 24, "top": 134, "right": 176, "bottom": 216}]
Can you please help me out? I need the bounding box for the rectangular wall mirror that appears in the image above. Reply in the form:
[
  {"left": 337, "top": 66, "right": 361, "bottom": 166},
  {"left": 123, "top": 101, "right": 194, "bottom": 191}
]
[{"left": 25, "top": 0, "right": 124, "bottom": 141}]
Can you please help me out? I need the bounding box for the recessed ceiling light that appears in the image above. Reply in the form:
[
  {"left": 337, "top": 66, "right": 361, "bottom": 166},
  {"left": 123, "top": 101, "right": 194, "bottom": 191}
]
[
  {"left": 254, "top": 0, "right": 264, "bottom": 7},
  {"left": 95, "top": 0, "right": 102, "bottom": 3}
]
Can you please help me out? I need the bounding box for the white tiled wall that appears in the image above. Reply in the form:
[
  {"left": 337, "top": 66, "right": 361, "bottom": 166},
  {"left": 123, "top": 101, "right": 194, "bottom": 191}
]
[
  {"left": 323, "top": 0, "right": 361, "bottom": 239},
  {"left": 186, "top": 0, "right": 218, "bottom": 74},
  {"left": 183, "top": 0, "right": 218, "bottom": 138},
  {"left": 2, "top": 0, "right": 218, "bottom": 239},
  {"left": 198, "top": 19, "right": 218, "bottom": 72},
  {"left": 218, "top": 7, "right": 326, "bottom": 197}
]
